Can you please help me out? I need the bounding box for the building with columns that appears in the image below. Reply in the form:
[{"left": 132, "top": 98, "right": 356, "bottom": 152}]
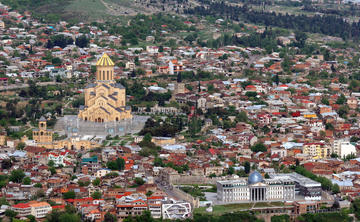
[
  {"left": 78, "top": 53, "right": 132, "bottom": 122},
  {"left": 217, "top": 171, "right": 319, "bottom": 203}
]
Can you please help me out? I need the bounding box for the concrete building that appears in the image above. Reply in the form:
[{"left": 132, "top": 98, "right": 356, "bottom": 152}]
[
  {"left": 272, "top": 173, "right": 322, "bottom": 201},
  {"left": 162, "top": 200, "right": 191, "bottom": 220},
  {"left": 11, "top": 203, "right": 31, "bottom": 217},
  {"left": 28, "top": 202, "right": 52, "bottom": 218},
  {"left": 332, "top": 139, "right": 357, "bottom": 158},
  {"left": 303, "top": 143, "right": 330, "bottom": 160},
  {"left": 217, "top": 171, "right": 295, "bottom": 203},
  {"left": 217, "top": 172, "right": 322, "bottom": 203},
  {"left": 12, "top": 201, "right": 52, "bottom": 219}
]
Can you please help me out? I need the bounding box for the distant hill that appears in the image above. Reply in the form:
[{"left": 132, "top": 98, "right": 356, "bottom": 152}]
[{"left": 2, "top": 0, "right": 172, "bottom": 23}]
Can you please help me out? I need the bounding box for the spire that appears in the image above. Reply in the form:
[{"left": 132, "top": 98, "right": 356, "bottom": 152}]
[
  {"left": 177, "top": 72, "right": 182, "bottom": 83},
  {"left": 96, "top": 53, "right": 115, "bottom": 81},
  {"left": 96, "top": 53, "right": 115, "bottom": 67}
]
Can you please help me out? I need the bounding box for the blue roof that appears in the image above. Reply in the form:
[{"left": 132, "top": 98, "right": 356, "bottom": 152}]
[
  {"left": 332, "top": 179, "right": 353, "bottom": 187},
  {"left": 82, "top": 156, "right": 98, "bottom": 163},
  {"left": 248, "top": 171, "right": 263, "bottom": 185}
]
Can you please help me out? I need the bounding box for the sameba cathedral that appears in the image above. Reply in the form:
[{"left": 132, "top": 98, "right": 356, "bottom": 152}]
[{"left": 78, "top": 53, "right": 132, "bottom": 122}]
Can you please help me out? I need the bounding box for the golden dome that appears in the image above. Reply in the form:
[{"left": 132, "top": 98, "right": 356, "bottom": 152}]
[{"left": 96, "top": 53, "right": 115, "bottom": 66}]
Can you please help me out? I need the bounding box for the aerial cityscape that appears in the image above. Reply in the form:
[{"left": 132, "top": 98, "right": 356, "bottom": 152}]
[{"left": 0, "top": 0, "right": 360, "bottom": 221}]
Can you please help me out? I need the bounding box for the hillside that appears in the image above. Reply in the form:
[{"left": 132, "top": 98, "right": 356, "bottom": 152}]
[{"left": 1, "top": 0, "right": 179, "bottom": 22}]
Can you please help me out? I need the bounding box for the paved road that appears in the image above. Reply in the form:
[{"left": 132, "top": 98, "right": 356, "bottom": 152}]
[
  {"left": 155, "top": 178, "right": 181, "bottom": 200},
  {"left": 0, "top": 82, "right": 61, "bottom": 91}
]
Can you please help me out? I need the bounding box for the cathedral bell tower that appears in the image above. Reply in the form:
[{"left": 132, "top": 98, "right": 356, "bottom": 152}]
[
  {"left": 96, "top": 53, "right": 115, "bottom": 82},
  {"left": 174, "top": 71, "right": 185, "bottom": 94},
  {"left": 39, "top": 116, "right": 47, "bottom": 130}
]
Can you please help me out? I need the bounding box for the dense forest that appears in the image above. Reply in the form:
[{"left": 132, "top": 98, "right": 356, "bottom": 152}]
[{"left": 185, "top": 2, "right": 360, "bottom": 40}]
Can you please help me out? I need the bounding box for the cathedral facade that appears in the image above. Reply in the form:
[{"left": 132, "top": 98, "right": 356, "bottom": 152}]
[{"left": 78, "top": 53, "right": 132, "bottom": 122}]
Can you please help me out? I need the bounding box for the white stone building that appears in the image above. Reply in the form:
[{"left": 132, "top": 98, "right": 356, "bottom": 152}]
[
  {"left": 332, "top": 139, "right": 357, "bottom": 158},
  {"left": 217, "top": 171, "right": 295, "bottom": 203},
  {"left": 217, "top": 172, "right": 322, "bottom": 203}
]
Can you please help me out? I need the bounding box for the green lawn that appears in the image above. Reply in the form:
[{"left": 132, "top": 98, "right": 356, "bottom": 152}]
[
  {"left": 194, "top": 203, "right": 252, "bottom": 216},
  {"left": 194, "top": 202, "right": 285, "bottom": 216},
  {"left": 254, "top": 202, "right": 272, "bottom": 208},
  {"left": 65, "top": 0, "right": 112, "bottom": 21}
]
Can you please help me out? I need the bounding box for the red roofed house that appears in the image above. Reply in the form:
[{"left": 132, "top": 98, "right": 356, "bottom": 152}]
[
  {"left": 117, "top": 199, "right": 148, "bottom": 220},
  {"left": 11, "top": 203, "right": 31, "bottom": 217}
]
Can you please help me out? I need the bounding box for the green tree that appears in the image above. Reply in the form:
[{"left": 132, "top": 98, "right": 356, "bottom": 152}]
[
  {"left": 188, "top": 117, "right": 202, "bottom": 137},
  {"left": 92, "top": 178, "right": 101, "bottom": 186},
  {"left": 5, "top": 209, "right": 18, "bottom": 218},
  {"left": 104, "top": 212, "right": 117, "bottom": 222},
  {"left": 16, "top": 142, "right": 25, "bottom": 150},
  {"left": 48, "top": 160, "right": 55, "bottom": 167},
  {"left": 75, "top": 35, "right": 89, "bottom": 48},
  {"left": 336, "top": 94, "right": 346, "bottom": 105},
  {"left": 146, "top": 190, "right": 153, "bottom": 197},
  {"left": 59, "top": 213, "right": 81, "bottom": 222},
  {"left": 91, "top": 191, "right": 102, "bottom": 199},
  {"left": 49, "top": 167, "right": 56, "bottom": 175},
  {"left": 352, "top": 198, "right": 360, "bottom": 219},
  {"left": 350, "top": 136, "right": 360, "bottom": 143},
  {"left": 0, "top": 197, "right": 9, "bottom": 206},
  {"left": 134, "top": 177, "right": 145, "bottom": 186},
  {"left": 63, "top": 190, "right": 76, "bottom": 199},
  {"left": 332, "top": 183, "right": 340, "bottom": 194},
  {"left": 321, "top": 97, "right": 329, "bottom": 105},
  {"left": 227, "top": 167, "right": 235, "bottom": 175},
  {"left": 27, "top": 215, "right": 36, "bottom": 222},
  {"left": 106, "top": 157, "right": 125, "bottom": 171},
  {"left": 9, "top": 169, "right": 25, "bottom": 183},
  {"left": 330, "top": 153, "right": 338, "bottom": 158},
  {"left": 271, "top": 214, "right": 290, "bottom": 222},
  {"left": 250, "top": 143, "right": 267, "bottom": 153},
  {"left": 34, "top": 183, "right": 42, "bottom": 188},
  {"left": 1, "top": 159, "right": 12, "bottom": 169},
  {"left": 244, "top": 161, "right": 251, "bottom": 174},
  {"left": 245, "top": 91, "right": 257, "bottom": 97},
  {"left": 51, "top": 57, "right": 62, "bottom": 66},
  {"left": 23, "top": 177, "right": 31, "bottom": 185}
]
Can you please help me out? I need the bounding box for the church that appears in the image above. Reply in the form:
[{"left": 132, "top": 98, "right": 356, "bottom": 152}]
[
  {"left": 33, "top": 116, "right": 53, "bottom": 145},
  {"left": 31, "top": 117, "right": 99, "bottom": 150},
  {"left": 78, "top": 53, "right": 132, "bottom": 122}
]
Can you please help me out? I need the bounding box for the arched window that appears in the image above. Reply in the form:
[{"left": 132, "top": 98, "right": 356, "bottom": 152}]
[
  {"left": 103, "top": 71, "right": 106, "bottom": 80},
  {"left": 85, "top": 117, "right": 87, "bottom": 121},
  {"left": 107, "top": 71, "right": 109, "bottom": 80},
  {"left": 116, "top": 117, "right": 119, "bottom": 121}
]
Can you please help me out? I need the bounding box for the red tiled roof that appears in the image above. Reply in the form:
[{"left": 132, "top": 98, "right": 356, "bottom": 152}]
[{"left": 12, "top": 203, "right": 31, "bottom": 209}]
